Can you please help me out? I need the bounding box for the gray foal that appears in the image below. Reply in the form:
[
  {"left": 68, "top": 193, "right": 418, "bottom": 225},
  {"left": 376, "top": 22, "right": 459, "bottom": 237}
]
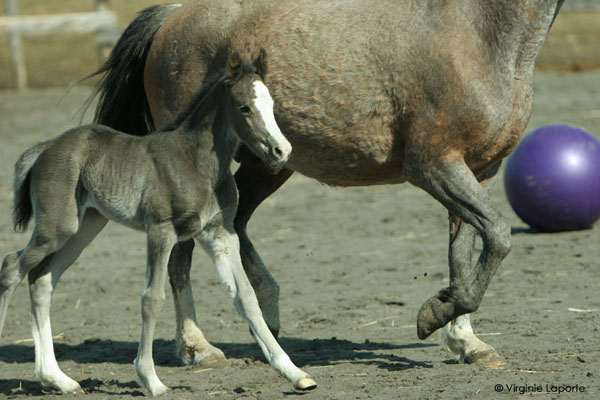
[{"left": 0, "top": 50, "right": 315, "bottom": 395}]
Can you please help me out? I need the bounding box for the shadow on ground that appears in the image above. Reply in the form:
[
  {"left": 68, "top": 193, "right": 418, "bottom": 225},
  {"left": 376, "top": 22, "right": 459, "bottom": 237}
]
[{"left": 0, "top": 336, "right": 436, "bottom": 395}]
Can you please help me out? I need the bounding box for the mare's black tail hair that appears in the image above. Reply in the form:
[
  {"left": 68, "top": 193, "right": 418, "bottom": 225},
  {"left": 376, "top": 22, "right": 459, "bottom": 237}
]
[{"left": 83, "top": 4, "right": 180, "bottom": 135}]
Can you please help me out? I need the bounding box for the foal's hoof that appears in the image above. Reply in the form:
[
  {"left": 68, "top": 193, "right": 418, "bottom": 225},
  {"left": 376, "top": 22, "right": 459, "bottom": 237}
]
[
  {"left": 40, "top": 374, "right": 83, "bottom": 394},
  {"left": 294, "top": 377, "right": 317, "bottom": 391},
  {"left": 148, "top": 383, "right": 169, "bottom": 397},
  {"left": 465, "top": 349, "right": 507, "bottom": 368},
  {"left": 417, "top": 295, "right": 454, "bottom": 340},
  {"left": 57, "top": 382, "right": 84, "bottom": 395}
]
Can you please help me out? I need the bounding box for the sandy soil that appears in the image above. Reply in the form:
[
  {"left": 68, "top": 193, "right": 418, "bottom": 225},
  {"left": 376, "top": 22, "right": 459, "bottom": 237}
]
[{"left": 0, "top": 71, "right": 599, "bottom": 399}]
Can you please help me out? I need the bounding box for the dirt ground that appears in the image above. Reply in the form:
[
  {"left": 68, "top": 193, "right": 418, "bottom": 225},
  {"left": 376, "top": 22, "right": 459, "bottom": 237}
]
[{"left": 0, "top": 69, "right": 599, "bottom": 399}]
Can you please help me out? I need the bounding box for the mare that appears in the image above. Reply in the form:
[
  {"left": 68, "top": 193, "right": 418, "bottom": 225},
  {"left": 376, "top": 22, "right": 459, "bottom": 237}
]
[
  {"left": 0, "top": 50, "right": 317, "bottom": 395},
  {"left": 89, "top": 0, "right": 565, "bottom": 369}
]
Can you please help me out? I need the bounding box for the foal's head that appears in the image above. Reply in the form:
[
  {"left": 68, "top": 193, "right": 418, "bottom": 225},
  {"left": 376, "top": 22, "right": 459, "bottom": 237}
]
[{"left": 224, "top": 49, "right": 291, "bottom": 171}]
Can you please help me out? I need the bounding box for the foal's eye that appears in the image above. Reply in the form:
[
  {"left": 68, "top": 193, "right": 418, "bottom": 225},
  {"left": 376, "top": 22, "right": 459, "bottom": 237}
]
[{"left": 239, "top": 105, "right": 252, "bottom": 114}]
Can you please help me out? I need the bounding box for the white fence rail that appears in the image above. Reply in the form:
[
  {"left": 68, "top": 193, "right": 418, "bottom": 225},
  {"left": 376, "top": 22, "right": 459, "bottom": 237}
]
[
  {"left": 0, "top": 11, "right": 117, "bottom": 36},
  {"left": 2, "top": 0, "right": 118, "bottom": 91}
]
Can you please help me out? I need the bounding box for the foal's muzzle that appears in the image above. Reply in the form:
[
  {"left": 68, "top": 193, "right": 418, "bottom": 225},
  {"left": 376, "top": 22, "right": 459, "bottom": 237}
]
[{"left": 260, "top": 139, "right": 292, "bottom": 170}]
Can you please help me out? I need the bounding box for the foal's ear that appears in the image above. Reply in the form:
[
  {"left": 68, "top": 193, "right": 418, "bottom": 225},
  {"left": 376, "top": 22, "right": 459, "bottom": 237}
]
[
  {"left": 226, "top": 51, "right": 243, "bottom": 81},
  {"left": 253, "top": 48, "right": 268, "bottom": 79}
]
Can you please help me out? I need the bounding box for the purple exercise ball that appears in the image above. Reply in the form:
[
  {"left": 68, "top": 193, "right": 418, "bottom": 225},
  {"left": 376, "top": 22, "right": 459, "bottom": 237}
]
[{"left": 504, "top": 123, "right": 600, "bottom": 232}]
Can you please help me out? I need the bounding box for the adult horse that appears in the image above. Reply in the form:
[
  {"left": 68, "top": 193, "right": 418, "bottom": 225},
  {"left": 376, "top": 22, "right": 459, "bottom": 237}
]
[{"left": 91, "top": 0, "right": 564, "bottom": 368}]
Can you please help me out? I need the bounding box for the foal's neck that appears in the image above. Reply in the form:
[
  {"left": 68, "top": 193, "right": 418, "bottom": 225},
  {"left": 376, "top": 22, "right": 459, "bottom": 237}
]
[{"left": 167, "top": 81, "right": 238, "bottom": 172}]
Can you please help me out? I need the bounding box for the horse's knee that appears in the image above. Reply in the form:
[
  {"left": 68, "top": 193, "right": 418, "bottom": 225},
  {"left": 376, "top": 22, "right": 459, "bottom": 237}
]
[
  {"left": 141, "top": 289, "right": 166, "bottom": 318},
  {"left": 486, "top": 218, "right": 511, "bottom": 259},
  {"left": 0, "top": 253, "right": 21, "bottom": 289},
  {"left": 31, "top": 220, "right": 78, "bottom": 251}
]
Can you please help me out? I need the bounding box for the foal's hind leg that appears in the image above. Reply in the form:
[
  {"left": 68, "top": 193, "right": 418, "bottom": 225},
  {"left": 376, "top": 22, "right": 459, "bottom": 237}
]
[
  {"left": 407, "top": 156, "right": 511, "bottom": 340},
  {"left": 27, "top": 209, "right": 107, "bottom": 393},
  {"left": 0, "top": 224, "right": 77, "bottom": 339},
  {"left": 0, "top": 214, "right": 79, "bottom": 393},
  {"left": 233, "top": 162, "right": 294, "bottom": 336}
]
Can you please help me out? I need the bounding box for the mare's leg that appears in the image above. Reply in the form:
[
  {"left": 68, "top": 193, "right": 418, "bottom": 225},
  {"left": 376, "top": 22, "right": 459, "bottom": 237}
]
[
  {"left": 134, "top": 226, "right": 177, "bottom": 396},
  {"left": 441, "top": 214, "right": 505, "bottom": 366},
  {"left": 27, "top": 209, "right": 108, "bottom": 393},
  {"left": 168, "top": 160, "right": 292, "bottom": 365},
  {"left": 168, "top": 240, "right": 226, "bottom": 366},
  {"left": 440, "top": 163, "right": 506, "bottom": 366},
  {"left": 407, "top": 156, "right": 511, "bottom": 340},
  {"left": 199, "top": 227, "right": 316, "bottom": 390}
]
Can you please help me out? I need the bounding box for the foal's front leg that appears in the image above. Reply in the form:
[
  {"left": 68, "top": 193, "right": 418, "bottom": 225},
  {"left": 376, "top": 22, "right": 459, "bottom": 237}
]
[
  {"left": 134, "top": 226, "right": 177, "bottom": 396},
  {"left": 167, "top": 240, "right": 226, "bottom": 366},
  {"left": 167, "top": 162, "right": 291, "bottom": 366},
  {"left": 200, "top": 228, "right": 316, "bottom": 391}
]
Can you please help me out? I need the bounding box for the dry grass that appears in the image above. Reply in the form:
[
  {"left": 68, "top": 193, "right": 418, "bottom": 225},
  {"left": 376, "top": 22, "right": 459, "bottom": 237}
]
[
  {"left": 1, "top": 3, "right": 599, "bottom": 89},
  {"left": 536, "top": 11, "right": 600, "bottom": 71}
]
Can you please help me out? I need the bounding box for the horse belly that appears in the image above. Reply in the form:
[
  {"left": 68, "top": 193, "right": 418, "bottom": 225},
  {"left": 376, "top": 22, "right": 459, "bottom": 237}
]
[
  {"left": 81, "top": 164, "right": 148, "bottom": 230},
  {"left": 284, "top": 131, "right": 406, "bottom": 187},
  {"left": 83, "top": 186, "right": 145, "bottom": 231}
]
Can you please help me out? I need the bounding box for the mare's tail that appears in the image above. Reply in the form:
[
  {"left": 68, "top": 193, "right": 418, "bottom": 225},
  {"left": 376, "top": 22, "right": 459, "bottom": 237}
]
[
  {"left": 85, "top": 4, "right": 181, "bottom": 135},
  {"left": 12, "top": 142, "right": 50, "bottom": 232}
]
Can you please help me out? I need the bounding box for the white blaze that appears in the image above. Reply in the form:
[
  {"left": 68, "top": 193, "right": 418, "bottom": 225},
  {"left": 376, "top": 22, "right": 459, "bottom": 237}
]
[{"left": 252, "top": 81, "right": 291, "bottom": 159}]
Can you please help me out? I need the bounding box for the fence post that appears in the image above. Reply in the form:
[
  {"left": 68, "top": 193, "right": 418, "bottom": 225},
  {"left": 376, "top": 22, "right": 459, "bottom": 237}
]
[
  {"left": 95, "top": 0, "right": 116, "bottom": 61},
  {"left": 5, "top": 0, "right": 27, "bottom": 90},
  {"left": 95, "top": 0, "right": 110, "bottom": 12}
]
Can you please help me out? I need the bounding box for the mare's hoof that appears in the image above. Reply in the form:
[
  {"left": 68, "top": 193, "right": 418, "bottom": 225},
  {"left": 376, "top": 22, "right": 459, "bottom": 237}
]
[
  {"left": 465, "top": 349, "right": 507, "bottom": 368},
  {"left": 417, "top": 295, "right": 453, "bottom": 339},
  {"left": 295, "top": 377, "right": 317, "bottom": 391},
  {"left": 178, "top": 343, "right": 228, "bottom": 367},
  {"left": 193, "top": 349, "right": 229, "bottom": 369}
]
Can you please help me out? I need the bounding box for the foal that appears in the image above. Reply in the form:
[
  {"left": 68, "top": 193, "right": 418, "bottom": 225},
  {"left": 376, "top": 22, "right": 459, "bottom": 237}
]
[{"left": 0, "top": 51, "right": 315, "bottom": 395}]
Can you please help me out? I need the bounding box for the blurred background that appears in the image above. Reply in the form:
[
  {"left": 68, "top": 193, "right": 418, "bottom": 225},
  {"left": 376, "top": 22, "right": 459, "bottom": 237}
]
[
  {"left": 0, "top": 0, "right": 599, "bottom": 90},
  {"left": 0, "top": 0, "right": 158, "bottom": 89}
]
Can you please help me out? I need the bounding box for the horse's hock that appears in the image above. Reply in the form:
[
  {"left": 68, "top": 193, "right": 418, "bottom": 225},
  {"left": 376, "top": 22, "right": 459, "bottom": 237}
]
[{"left": 0, "top": 0, "right": 119, "bottom": 91}]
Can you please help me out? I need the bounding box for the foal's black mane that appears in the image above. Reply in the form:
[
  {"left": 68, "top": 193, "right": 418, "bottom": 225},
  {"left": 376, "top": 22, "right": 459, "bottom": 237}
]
[{"left": 160, "top": 58, "right": 259, "bottom": 133}]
